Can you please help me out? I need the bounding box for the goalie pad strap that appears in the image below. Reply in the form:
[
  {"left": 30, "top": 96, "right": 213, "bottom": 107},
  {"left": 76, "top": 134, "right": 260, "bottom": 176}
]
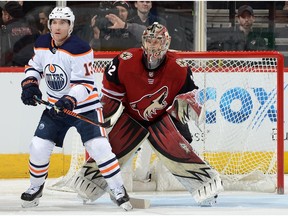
[{"left": 147, "top": 114, "right": 222, "bottom": 198}]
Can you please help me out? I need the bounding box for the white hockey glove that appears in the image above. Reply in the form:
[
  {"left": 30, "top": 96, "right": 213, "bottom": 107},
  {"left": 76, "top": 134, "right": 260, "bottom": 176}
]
[
  {"left": 72, "top": 160, "right": 108, "bottom": 203},
  {"left": 166, "top": 90, "right": 204, "bottom": 125}
]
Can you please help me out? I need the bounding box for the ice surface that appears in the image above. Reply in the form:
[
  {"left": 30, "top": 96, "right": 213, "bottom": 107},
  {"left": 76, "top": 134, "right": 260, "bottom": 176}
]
[{"left": 0, "top": 176, "right": 287, "bottom": 215}]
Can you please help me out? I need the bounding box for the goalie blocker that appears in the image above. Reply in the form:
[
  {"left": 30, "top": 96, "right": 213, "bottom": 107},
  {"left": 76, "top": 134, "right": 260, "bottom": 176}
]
[{"left": 73, "top": 102, "right": 223, "bottom": 207}]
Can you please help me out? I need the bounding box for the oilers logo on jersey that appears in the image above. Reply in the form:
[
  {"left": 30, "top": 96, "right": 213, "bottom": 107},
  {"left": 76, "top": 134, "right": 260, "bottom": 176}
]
[{"left": 44, "top": 64, "right": 68, "bottom": 91}]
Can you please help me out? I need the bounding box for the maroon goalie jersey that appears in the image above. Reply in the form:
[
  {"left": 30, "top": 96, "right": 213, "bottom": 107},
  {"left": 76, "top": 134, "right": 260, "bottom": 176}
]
[{"left": 102, "top": 48, "right": 198, "bottom": 122}]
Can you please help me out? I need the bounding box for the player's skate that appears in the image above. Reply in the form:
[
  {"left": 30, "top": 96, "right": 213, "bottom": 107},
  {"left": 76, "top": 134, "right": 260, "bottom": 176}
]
[
  {"left": 21, "top": 183, "right": 44, "bottom": 208},
  {"left": 111, "top": 185, "right": 133, "bottom": 211}
]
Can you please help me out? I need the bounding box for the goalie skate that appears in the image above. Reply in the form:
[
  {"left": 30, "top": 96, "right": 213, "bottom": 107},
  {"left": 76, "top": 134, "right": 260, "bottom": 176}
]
[{"left": 21, "top": 183, "right": 44, "bottom": 208}]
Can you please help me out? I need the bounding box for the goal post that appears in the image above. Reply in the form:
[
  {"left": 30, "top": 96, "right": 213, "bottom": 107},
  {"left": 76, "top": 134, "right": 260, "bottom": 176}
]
[{"left": 48, "top": 51, "right": 284, "bottom": 194}]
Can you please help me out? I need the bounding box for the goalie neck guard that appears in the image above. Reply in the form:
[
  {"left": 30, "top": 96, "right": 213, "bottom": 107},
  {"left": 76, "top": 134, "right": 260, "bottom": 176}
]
[{"left": 142, "top": 22, "right": 171, "bottom": 70}]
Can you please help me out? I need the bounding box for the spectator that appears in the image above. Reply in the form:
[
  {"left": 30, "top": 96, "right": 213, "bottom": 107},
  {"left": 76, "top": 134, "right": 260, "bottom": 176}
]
[
  {"left": 126, "top": 1, "right": 167, "bottom": 46},
  {"left": 208, "top": 5, "right": 273, "bottom": 51},
  {"left": 0, "top": 1, "right": 36, "bottom": 66},
  {"left": 130, "top": 1, "right": 166, "bottom": 27},
  {"left": 89, "top": 23, "right": 101, "bottom": 50},
  {"left": 38, "top": 6, "right": 52, "bottom": 34},
  {"left": 90, "top": 1, "right": 138, "bottom": 51},
  {"left": 283, "top": 1, "right": 288, "bottom": 10}
]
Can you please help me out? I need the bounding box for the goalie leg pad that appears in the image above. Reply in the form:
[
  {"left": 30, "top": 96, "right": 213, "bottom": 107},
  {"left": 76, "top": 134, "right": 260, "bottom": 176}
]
[
  {"left": 73, "top": 113, "right": 149, "bottom": 203},
  {"left": 108, "top": 112, "right": 150, "bottom": 164},
  {"left": 72, "top": 159, "right": 108, "bottom": 202},
  {"left": 179, "top": 173, "right": 223, "bottom": 206},
  {"left": 147, "top": 114, "right": 223, "bottom": 204}
]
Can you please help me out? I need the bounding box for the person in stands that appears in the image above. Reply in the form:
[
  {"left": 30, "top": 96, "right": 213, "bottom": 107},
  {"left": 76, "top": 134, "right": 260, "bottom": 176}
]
[
  {"left": 208, "top": 5, "right": 274, "bottom": 51},
  {"left": 38, "top": 6, "right": 52, "bottom": 35},
  {"left": 0, "top": 1, "right": 36, "bottom": 66},
  {"left": 89, "top": 1, "right": 137, "bottom": 51}
]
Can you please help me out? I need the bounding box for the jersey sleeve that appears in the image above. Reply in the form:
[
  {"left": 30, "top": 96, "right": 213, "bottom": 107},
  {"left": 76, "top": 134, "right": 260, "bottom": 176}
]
[
  {"left": 24, "top": 47, "right": 44, "bottom": 81},
  {"left": 101, "top": 56, "right": 126, "bottom": 102}
]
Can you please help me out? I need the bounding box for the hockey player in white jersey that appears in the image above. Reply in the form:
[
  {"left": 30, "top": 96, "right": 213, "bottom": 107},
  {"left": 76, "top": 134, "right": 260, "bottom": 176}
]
[{"left": 20, "top": 6, "right": 132, "bottom": 211}]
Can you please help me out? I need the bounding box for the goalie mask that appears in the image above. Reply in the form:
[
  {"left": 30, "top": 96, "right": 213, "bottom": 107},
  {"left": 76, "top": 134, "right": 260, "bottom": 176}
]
[
  {"left": 142, "top": 22, "right": 171, "bottom": 70},
  {"left": 48, "top": 7, "right": 75, "bottom": 36}
]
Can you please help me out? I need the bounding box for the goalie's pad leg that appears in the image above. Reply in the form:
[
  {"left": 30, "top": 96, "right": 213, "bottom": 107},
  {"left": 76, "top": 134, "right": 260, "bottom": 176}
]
[
  {"left": 148, "top": 114, "right": 223, "bottom": 206},
  {"left": 189, "top": 173, "right": 223, "bottom": 206},
  {"left": 73, "top": 113, "right": 149, "bottom": 204},
  {"left": 73, "top": 159, "right": 107, "bottom": 203},
  {"left": 108, "top": 113, "right": 150, "bottom": 164}
]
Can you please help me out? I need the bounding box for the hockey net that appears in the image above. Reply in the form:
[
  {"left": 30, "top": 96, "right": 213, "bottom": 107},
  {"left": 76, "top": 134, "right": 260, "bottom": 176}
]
[{"left": 48, "top": 51, "right": 284, "bottom": 194}]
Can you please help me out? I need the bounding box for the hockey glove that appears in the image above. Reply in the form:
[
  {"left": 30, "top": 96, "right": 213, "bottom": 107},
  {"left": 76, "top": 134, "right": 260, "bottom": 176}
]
[
  {"left": 49, "top": 95, "right": 77, "bottom": 118},
  {"left": 21, "top": 77, "right": 42, "bottom": 106},
  {"left": 166, "top": 90, "right": 203, "bottom": 125}
]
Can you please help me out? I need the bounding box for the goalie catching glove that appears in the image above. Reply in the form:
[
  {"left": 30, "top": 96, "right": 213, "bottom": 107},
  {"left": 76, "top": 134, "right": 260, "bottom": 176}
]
[{"left": 166, "top": 90, "right": 203, "bottom": 125}]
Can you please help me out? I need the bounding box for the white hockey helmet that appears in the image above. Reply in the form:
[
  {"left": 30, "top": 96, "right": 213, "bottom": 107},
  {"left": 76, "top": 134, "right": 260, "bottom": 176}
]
[
  {"left": 48, "top": 7, "right": 75, "bottom": 36},
  {"left": 142, "top": 22, "right": 171, "bottom": 70}
]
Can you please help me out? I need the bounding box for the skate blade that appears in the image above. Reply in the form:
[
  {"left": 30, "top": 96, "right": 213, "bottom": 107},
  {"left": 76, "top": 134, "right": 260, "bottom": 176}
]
[
  {"left": 120, "top": 201, "right": 133, "bottom": 211},
  {"left": 21, "top": 198, "right": 40, "bottom": 208}
]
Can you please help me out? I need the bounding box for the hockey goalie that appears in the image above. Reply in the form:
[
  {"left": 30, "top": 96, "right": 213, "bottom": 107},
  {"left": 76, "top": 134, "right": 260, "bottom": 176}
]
[{"left": 73, "top": 22, "right": 223, "bottom": 207}]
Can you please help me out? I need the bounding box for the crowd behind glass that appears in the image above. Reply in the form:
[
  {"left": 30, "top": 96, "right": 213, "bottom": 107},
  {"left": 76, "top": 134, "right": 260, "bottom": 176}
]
[{"left": 0, "top": 1, "right": 288, "bottom": 67}]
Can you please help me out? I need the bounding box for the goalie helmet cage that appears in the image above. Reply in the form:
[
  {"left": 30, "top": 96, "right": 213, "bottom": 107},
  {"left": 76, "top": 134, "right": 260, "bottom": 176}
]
[{"left": 48, "top": 51, "right": 284, "bottom": 194}]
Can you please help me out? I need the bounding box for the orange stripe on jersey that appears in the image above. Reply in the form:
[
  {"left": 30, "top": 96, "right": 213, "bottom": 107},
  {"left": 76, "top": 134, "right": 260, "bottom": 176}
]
[
  {"left": 24, "top": 65, "right": 33, "bottom": 70},
  {"left": 77, "top": 93, "right": 99, "bottom": 104},
  {"left": 48, "top": 97, "right": 57, "bottom": 104},
  {"left": 34, "top": 47, "right": 50, "bottom": 51},
  {"left": 48, "top": 94, "right": 99, "bottom": 106},
  {"left": 58, "top": 48, "right": 93, "bottom": 57},
  {"left": 100, "top": 161, "right": 119, "bottom": 174},
  {"left": 70, "top": 83, "right": 94, "bottom": 92},
  {"left": 82, "top": 83, "right": 94, "bottom": 91}
]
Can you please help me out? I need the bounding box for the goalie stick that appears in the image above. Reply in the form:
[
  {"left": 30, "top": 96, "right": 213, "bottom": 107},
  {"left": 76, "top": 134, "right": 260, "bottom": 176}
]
[{"left": 33, "top": 96, "right": 118, "bottom": 128}]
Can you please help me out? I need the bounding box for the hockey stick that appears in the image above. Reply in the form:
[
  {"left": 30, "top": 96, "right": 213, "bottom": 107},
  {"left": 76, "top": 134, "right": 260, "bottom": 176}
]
[{"left": 33, "top": 96, "right": 111, "bottom": 128}]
